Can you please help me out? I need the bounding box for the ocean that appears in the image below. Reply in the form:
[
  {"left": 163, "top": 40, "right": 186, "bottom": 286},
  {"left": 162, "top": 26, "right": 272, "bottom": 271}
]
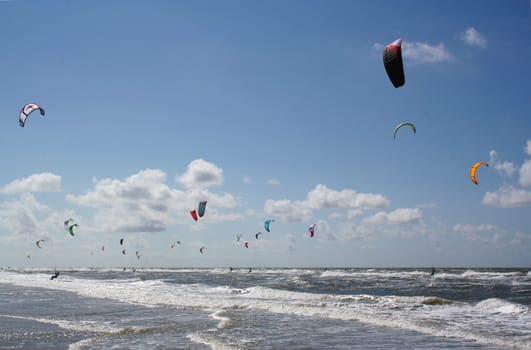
[{"left": 0, "top": 267, "right": 529, "bottom": 349}]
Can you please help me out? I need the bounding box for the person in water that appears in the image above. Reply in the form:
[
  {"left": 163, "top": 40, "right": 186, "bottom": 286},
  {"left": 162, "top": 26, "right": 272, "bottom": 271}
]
[
  {"left": 50, "top": 271, "right": 60, "bottom": 280},
  {"left": 431, "top": 267, "right": 436, "bottom": 276}
]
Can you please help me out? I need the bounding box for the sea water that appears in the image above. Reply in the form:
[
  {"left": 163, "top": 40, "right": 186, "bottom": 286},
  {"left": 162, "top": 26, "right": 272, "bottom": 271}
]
[{"left": 0, "top": 267, "right": 529, "bottom": 349}]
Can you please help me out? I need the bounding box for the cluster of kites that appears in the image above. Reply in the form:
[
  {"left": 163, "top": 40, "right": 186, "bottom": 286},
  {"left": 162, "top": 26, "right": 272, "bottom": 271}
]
[
  {"left": 21, "top": 37, "right": 491, "bottom": 262},
  {"left": 383, "top": 39, "right": 489, "bottom": 184}
]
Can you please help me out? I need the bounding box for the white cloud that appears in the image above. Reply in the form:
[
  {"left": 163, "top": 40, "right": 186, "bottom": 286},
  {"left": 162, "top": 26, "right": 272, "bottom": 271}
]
[
  {"left": 67, "top": 168, "right": 238, "bottom": 234},
  {"left": 1, "top": 172, "right": 61, "bottom": 194},
  {"left": 363, "top": 208, "right": 422, "bottom": 225},
  {"left": 175, "top": 159, "right": 223, "bottom": 189},
  {"left": 453, "top": 223, "right": 497, "bottom": 234},
  {"left": 0, "top": 193, "right": 51, "bottom": 238},
  {"left": 482, "top": 185, "right": 531, "bottom": 208},
  {"left": 264, "top": 199, "right": 312, "bottom": 222},
  {"left": 461, "top": 27, "right": 487, "bottom": 48},
  {"left": 373, "top": 40, "right": 452, "bottom": 64},
  {"left": 489, "top": 150, "right": 517, "bottom": 177},
  {"left": 526, "top": 140, "right": 531, "bottom": 156},
  {"left": 306, "top": 184, "right": 389, "bottom": 209},
  {"left": 264, "top": 184, "right": 390, "bottom": 222},
  {"left": 519, "top": 159, "right": 531, "bottom": 187},
  {"left": 402, "top": 41, "right": 452, "bottom": 64}
]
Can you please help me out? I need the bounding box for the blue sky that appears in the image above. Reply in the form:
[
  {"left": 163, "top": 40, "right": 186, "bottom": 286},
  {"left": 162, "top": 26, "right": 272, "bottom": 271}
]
[{"left": 1, "top": 0, "right": 530, "bottom": 268}]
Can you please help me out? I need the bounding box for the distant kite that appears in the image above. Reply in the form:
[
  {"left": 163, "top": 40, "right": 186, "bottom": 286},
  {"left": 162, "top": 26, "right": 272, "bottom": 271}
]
[
  {"left": 264, "top": 219, "right": 275, "bottom": 232},
  {"left": 198, "top": 201, "right": 207, "bottom": 217},
  {"left": 19, "top": 103, "right": 45, "bottom": 127},
  {"left": 309, "top": 224, "right": 316, "bottom": 238},
  {"left": 190, "top": 210, "right": 198, "bottom": 221},
  {"left": 470, "top": 162, "right": 489, "bottom": 185},
  {"left": 393, "top": 122, "right": 416, "bottom": 139},
  {"left": 383, "top": 38, "right": 405, "bottom": 88}
]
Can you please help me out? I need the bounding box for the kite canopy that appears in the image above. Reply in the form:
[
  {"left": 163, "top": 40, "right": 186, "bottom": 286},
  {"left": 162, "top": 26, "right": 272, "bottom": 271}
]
[
  {"left": 19, "top": 103, "right": 45, "bottom": 127},
  {"left": 470, "top": 162, "right": 489, "bottom": 185},
  {"left": 64, "top": 218, "right": 78, "bottom": 236},
  {"left": 36, "top": 239, "right": 45, "bottom": 248},
  {"left": 393, "top": 122, "right": 416, "bottom": 139},
  {"left": 264, "top": 219, "right": 274, "bottom": 232},
  {"left": 383, "top": 39, "right": 405, "bottom": 88},
  {"left": 309, "top": 224, "right": 316, "bottom": 238},
  {"left": 244, "top": 242, "right": 249, "bottom": 248},
  {"left": 190, "top": 210, "right": 198, "bottom": 221},
  {"left": 199, "top": 246, "right": 206, "bottom": 254},
  {"left": 198, "top": 201, "right": 207, "bottom": 217},
  {"left": 255, "top": 232, "right": 262, "bottom": 240}
]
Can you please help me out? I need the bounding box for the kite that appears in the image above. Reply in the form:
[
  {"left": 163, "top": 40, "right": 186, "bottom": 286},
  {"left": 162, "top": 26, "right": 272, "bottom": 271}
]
[
  {"left": 122, "top": 249, "right": 127, "bottom": 255},
  {"left": 19, "top": 103, "right": 45, "bottom": 127},
  {"left": 198, "top": 201, "right": 207, "bottom": 217},
  {"left": 244, "top": 241, "right": 249, "bottom": 248},
  {"left": 120, "top": 238, "right": 124, "bottom": 246},
  {"left": 200, "top": 246, "right": 206, "bottom": 254},
  {"left": 64, "top": 218, "right": 78, "bottom": 237},
  {"left": 264, "top": 219, "right": 275, "bottom": 232},
  {"left": 36, "top": 239, "right": 45, "bottom": 248},
  {"left": 255, "top": 232, "right": 262, "bottom": 240},
  {"left": 393, "top": 122, "right": 416, "bottom": 139},
  {"left": 470, "top": 162, "right": 489, "bottom": 185},
  {"left": 309, "top": 224, "right": 316, "bottom": 238},
  {"left": 383, "top": 38, "right": 405, "bottom": 88},
  {"left": 190, "top": 210, "right": 198, "bottom": 221}
]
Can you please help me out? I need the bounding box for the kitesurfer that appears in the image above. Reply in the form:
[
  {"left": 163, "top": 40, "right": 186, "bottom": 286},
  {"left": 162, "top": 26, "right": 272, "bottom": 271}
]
[
  {"left": 431, "top": 267, "right": 436, "bottom": 276},
  {"left": 50, "top": 271, "right": 60, "bottom": 280}
]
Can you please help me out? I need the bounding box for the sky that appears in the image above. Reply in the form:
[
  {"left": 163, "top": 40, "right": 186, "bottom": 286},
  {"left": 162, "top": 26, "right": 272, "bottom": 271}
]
[{"left": 0, "top": 0, "right": 530, "bottom": 268}]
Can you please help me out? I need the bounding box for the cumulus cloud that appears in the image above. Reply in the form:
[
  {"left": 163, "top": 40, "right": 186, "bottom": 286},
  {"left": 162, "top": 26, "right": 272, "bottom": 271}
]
[
  {"left": 482, "top": 142, "right": 531, "bottom": 207},
  {"left": 402, "top": 41, "right": 452, "bottom": 64},
  {"left": 482, "top": 185, "right": 531, "bottom": 208},
  {"left": 67, "top": 168, "right": 238, "bottom": 234},
  {"left": 461, "top": 27, "right": 487, "bottom": 48},
  {"left": 1, "top": 173, "right": 61, "bottom": 194},
  {"left": 0, "top": 193, "right": 50, "bottom": 238},
  {"left": 453, "top": 223, "right": 497, "bottom": 234},
  {"left": 489, "top": 150, "right": 517, "bottom": 178},
  {"left": 264, "top": 184, "right": 390, "bottom": 222},
  {"left": 264, "top": 199, "right": 312, "bottom": 222},
  {"left": 519, "top": 159, "right": 531, "bottom": 187},
  {"left": 306, "top": 184, "right": 389, "bottom": 209},
  {"left": 362, "top": 208, "right": 422, "bottom": 225},
  {"left": 176, "top": 159, "right": 223, "bottom": 189}
]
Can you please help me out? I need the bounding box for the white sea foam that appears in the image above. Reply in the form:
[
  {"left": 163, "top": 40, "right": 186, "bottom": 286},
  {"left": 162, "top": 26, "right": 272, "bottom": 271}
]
[
  {"left": 0, "top": 314, "right": 123, "bottom": 334},
  {"left": 1, "top": 270, "right": 530, "bottom": 349},
  {"left": 187, "top": 332, "right": 242, "bottom": 350},
  {"left": 211, "top": 310, "right": 231, "bottom": 329}
]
